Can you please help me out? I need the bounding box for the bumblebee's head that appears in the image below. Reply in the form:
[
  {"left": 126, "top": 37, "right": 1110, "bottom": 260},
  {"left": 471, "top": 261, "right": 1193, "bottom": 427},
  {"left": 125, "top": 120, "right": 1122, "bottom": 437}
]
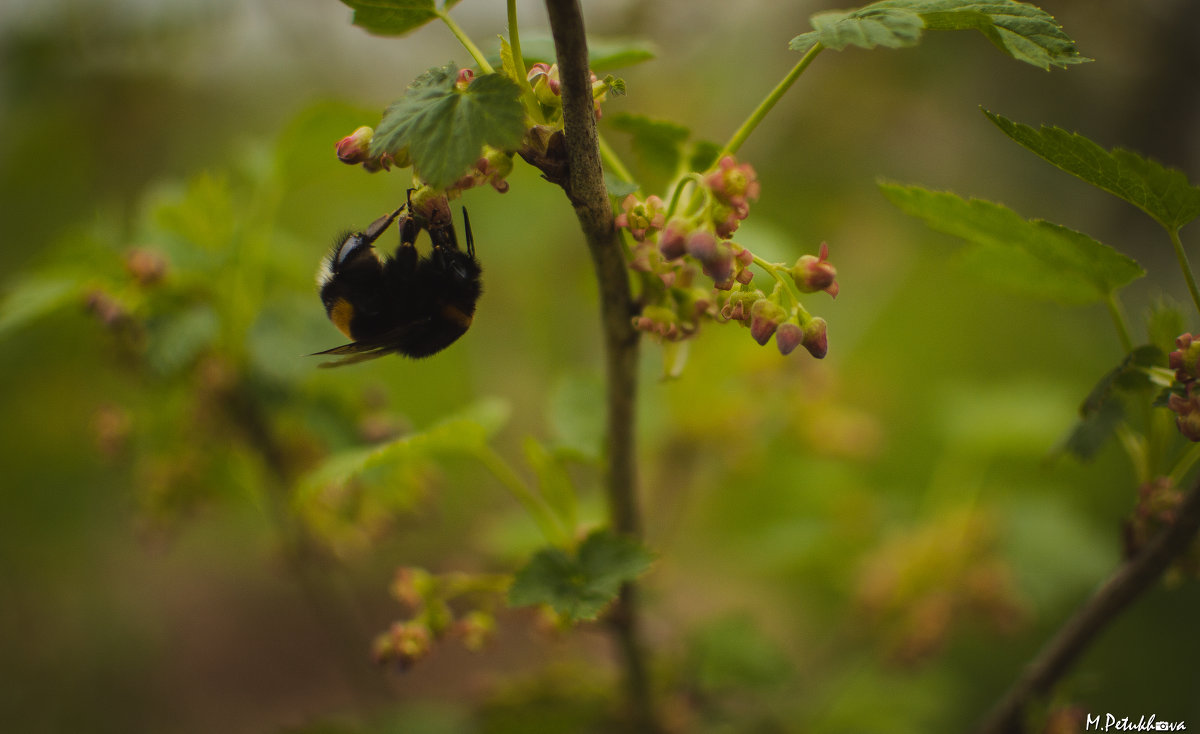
[{"left": 317, "top": 230, "right": 389, "bottom": 340}]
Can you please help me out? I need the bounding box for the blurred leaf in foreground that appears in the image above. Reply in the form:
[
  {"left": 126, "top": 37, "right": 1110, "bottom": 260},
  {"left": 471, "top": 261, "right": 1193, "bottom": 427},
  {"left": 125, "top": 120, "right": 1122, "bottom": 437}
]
[{"left": 508, "top": 529, "right": 653, "bottom": 622}]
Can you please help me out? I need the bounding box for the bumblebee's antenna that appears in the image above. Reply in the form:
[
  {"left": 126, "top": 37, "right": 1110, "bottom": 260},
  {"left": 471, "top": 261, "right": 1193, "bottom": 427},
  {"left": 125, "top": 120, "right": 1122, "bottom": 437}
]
[{"left": 462, "top": 207, "right": 475, "bottom": 258}]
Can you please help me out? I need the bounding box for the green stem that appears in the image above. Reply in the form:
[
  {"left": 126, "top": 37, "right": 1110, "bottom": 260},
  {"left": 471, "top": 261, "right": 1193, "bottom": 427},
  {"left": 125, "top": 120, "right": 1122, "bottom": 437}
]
[
  {"left": 752, "top": 253, "right": 805, "bottom": 308},
  {"left": 718, "top": 43, "right": 824, "bottom": 161},
  {"left": 474, "top": 445, "right": 569, "bottom": 545},
  {"left": 1104, "top": 293, "right": 1134, "bottom": 353},
  {"left": 599, "top": 133, "right": 637, "bottom": 187},
  {"left": 1169, "top": 227, "right": 1200, "bottom": 316},
  {"left": 438, "top": 11, "right": 494, "bottom": 74},
  {"left": 506, "top": 0, "right": 543, "bottom": 120}
]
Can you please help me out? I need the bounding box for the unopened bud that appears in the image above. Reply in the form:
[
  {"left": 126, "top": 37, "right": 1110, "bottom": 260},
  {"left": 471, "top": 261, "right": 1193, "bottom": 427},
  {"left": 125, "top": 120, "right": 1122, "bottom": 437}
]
[
  {"left": 125, "top": 248, "right": 168, "bottom": 285},
  {"left": 1170, "top": 333, "right": 1200, "bottom": 383},
  {"left": 1168, "top": 383, "right": 1200, "bottom": 441},
  {"left": 802, "top": 316, "right": 829, "bottom": 359},
  {"left": 336, "top": 126, "right": 374, "bottom": 165},
  {"left": 658, "top": 219, "right": 690, "bottom": 260},
  {"left": 790, "top": 242, "right": 839, "bottom": 298},
  {"left": 749, "top": 299, "right": 787, "bottom": 346},
  {"left": 775, "top": 322, "right": 803, "bottom": 355}
]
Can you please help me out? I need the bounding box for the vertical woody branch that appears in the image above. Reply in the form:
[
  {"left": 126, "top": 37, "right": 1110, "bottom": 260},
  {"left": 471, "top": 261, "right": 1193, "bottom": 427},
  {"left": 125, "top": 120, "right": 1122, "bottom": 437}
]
[{"left": 543, "top": 0, "right": 657, "bottom": 729}]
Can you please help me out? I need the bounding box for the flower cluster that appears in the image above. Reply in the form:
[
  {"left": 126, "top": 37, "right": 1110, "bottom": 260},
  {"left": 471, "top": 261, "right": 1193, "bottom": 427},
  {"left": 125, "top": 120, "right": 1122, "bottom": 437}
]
[
  {"left": 614, "top": 156, "right": 838, "bottom": 363},
  {"left": 1168, "top": 334, "right": 1200, "bottom": 441},
  {"left": 372, "top": 566, "right": 506, "bottom": 669},
  {"left": 527, "top": 62, "right": 619, "bottom": 120}
]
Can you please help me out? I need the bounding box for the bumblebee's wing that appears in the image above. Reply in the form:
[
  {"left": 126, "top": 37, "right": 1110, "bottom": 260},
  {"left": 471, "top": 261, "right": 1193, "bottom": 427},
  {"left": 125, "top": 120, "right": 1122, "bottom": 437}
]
[
  {"left": 310, "top": 319, "right": 430, "bottom": 368},
  {"left": 311, "top": 342, "right": 394, "bottom": 368}
]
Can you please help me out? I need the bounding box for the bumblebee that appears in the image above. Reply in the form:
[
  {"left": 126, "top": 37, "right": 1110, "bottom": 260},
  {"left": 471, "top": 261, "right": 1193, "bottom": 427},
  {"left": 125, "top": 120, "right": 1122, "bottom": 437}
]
[{"left": 314, "top": 199, "right": 482, "bottom": 367}]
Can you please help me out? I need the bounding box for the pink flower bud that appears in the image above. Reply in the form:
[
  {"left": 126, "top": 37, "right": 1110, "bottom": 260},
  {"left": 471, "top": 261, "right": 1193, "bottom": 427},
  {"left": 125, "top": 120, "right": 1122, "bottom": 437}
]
[
  {"left": 802, "top": 316, "right": 828, "bottom": 359},
  {"left": 791, "top": 242, "right": 839, "bottom": 298},
  {"left": 658, "top": 219, "right": 690, "bottom": 260},
  {"left": 1169, "top": 383, "right": 1200, "bottom": 441},
  {"left": 1170, "top": 333, "right": 1200, "bottom": 383},
  {"left": 685, "top": 231, "right": 717, "bottom": 261},
  {"left": 775, "top": 322, "right": 804, "bottom": 355},
  {"left": 336, "top": 126, "right": 374, "bottom": 165},
  {"left": 456, "top": 68, "right": 475, "bottom": 89},
  {"left": 749, "top": 299, "right": 787, "bottom": 346}
]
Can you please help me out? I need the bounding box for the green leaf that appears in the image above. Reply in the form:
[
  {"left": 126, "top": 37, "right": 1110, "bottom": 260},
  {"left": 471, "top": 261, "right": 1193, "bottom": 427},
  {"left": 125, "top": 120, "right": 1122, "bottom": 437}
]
[
  {"left": 145, "top": 304, "right": 220, "bottom": 376},
  {"left": 370, "top": 65, "right": 525, "bottom": 190},
  {"left": 603, "top": 172, "right": 639, "bottom": 198},
  {"left": 609, "top": 113, "right": 690, "bottom": 178},
  {"left": 508, "top": 529, "right": 653, "bottom": 622},
  {"left": 688, "top": 140, "right": 723, "bottom": 173},
  {"left": 507, "top": 36, "right": 657, "bottom": 73},
  {"left": 0, "top": 275, "right": 80, "bottom": 338},
  {"left": 984, "top": 110, "right": 1200, "bottom": 233},
  {"left": 1056, "top": 346, "right": 1162, "bottom": 461},
  {"left": 1079, "top": 345, "right": 1163, "bottom": 416},
  {"left": 338, "top": 0, "right": 459, "bottom": 38},
  {"left": 1058, "top": 395, "right": 1124, "bottom": 461},
  {"left": 523, "top": 438, "right": 578, "bottom": 532},
  {"left": 790, "top": 0, "right": 1088, "bottom": 70},
  {"left": 1146, "top": 298, "right": 1187, "bottom": 355},
  {"left": 791, "top": 7, "right": 924, "bottom": 54},
  {"left": 880, "top": 182, "right": 1144, "bottom": 304},
  {"left": 298, "top": 399, "right": 510, "bottom": 495}
]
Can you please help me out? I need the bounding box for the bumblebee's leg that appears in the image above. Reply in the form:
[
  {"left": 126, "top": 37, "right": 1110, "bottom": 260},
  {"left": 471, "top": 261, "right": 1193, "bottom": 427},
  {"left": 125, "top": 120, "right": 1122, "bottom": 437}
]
[
  {"left": 462, "top": 208, "right": 474, "bottom": 258},
  {"left": 362, "top": 203, "right": 407, "bottom": 244}
]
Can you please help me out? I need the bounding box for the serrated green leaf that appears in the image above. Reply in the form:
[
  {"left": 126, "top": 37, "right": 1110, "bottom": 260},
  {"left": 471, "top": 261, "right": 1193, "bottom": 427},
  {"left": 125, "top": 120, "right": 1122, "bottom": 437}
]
[
  {"left": 498, "top": 36, "right": 519, "bottom": 83},
  {"left": 508, "top": 529, "right": 653, "bottom": 622},
  {"left": 371, "top": 65, "right": 525, "bottom": 190},
  {"left": 609, "top": 113, "right": 690, "bottom": 178},
  {"left": 791, "top": 7, "right": 924, "bottom": 54},
  {"left": 880, "top": 182, "right": 1144, "bottom": 304},
  {"left": 338, "top": 0, "right": 458, "bottom": 38},
  {"left": 790, "top": 0, "right": 1087, "bottom": 70},
  {"left": 984, "top": 110, "right": 1200, "bottom": 232},
  {"left": 507, "top": 36, "right": 657, "bottom": 73}
]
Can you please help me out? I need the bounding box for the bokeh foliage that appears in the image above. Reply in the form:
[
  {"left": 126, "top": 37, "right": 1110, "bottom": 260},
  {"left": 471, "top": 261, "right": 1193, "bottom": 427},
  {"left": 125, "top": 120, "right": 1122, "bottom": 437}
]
[{"left": 2, "top": 1, "right": 1199, "bottom": 732}]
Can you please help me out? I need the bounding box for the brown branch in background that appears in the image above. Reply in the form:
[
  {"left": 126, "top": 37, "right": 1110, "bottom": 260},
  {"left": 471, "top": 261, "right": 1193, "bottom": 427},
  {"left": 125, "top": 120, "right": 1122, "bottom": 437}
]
[
  {"left": 542, "top": 0, "right": 658, "bottom": 730},
  {"left": 976, "top": 477, "right": 1200, "bottom": 734}
]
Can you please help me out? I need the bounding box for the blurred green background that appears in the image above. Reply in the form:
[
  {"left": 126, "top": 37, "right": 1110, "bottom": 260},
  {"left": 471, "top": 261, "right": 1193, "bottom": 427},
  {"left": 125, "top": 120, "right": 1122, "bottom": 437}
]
[{"left": 2, "top": 1, "right": 1199, "bottom": 732}]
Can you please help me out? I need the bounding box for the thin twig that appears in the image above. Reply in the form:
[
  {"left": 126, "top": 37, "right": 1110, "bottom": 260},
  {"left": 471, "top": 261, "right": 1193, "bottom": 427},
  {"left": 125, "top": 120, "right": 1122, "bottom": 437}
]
[
  {"left": 542, "top": 0, "right": 658, "bottom": 730},
  {"left": 976, "top": 476, "right": 1200, "bottom": 734}
]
